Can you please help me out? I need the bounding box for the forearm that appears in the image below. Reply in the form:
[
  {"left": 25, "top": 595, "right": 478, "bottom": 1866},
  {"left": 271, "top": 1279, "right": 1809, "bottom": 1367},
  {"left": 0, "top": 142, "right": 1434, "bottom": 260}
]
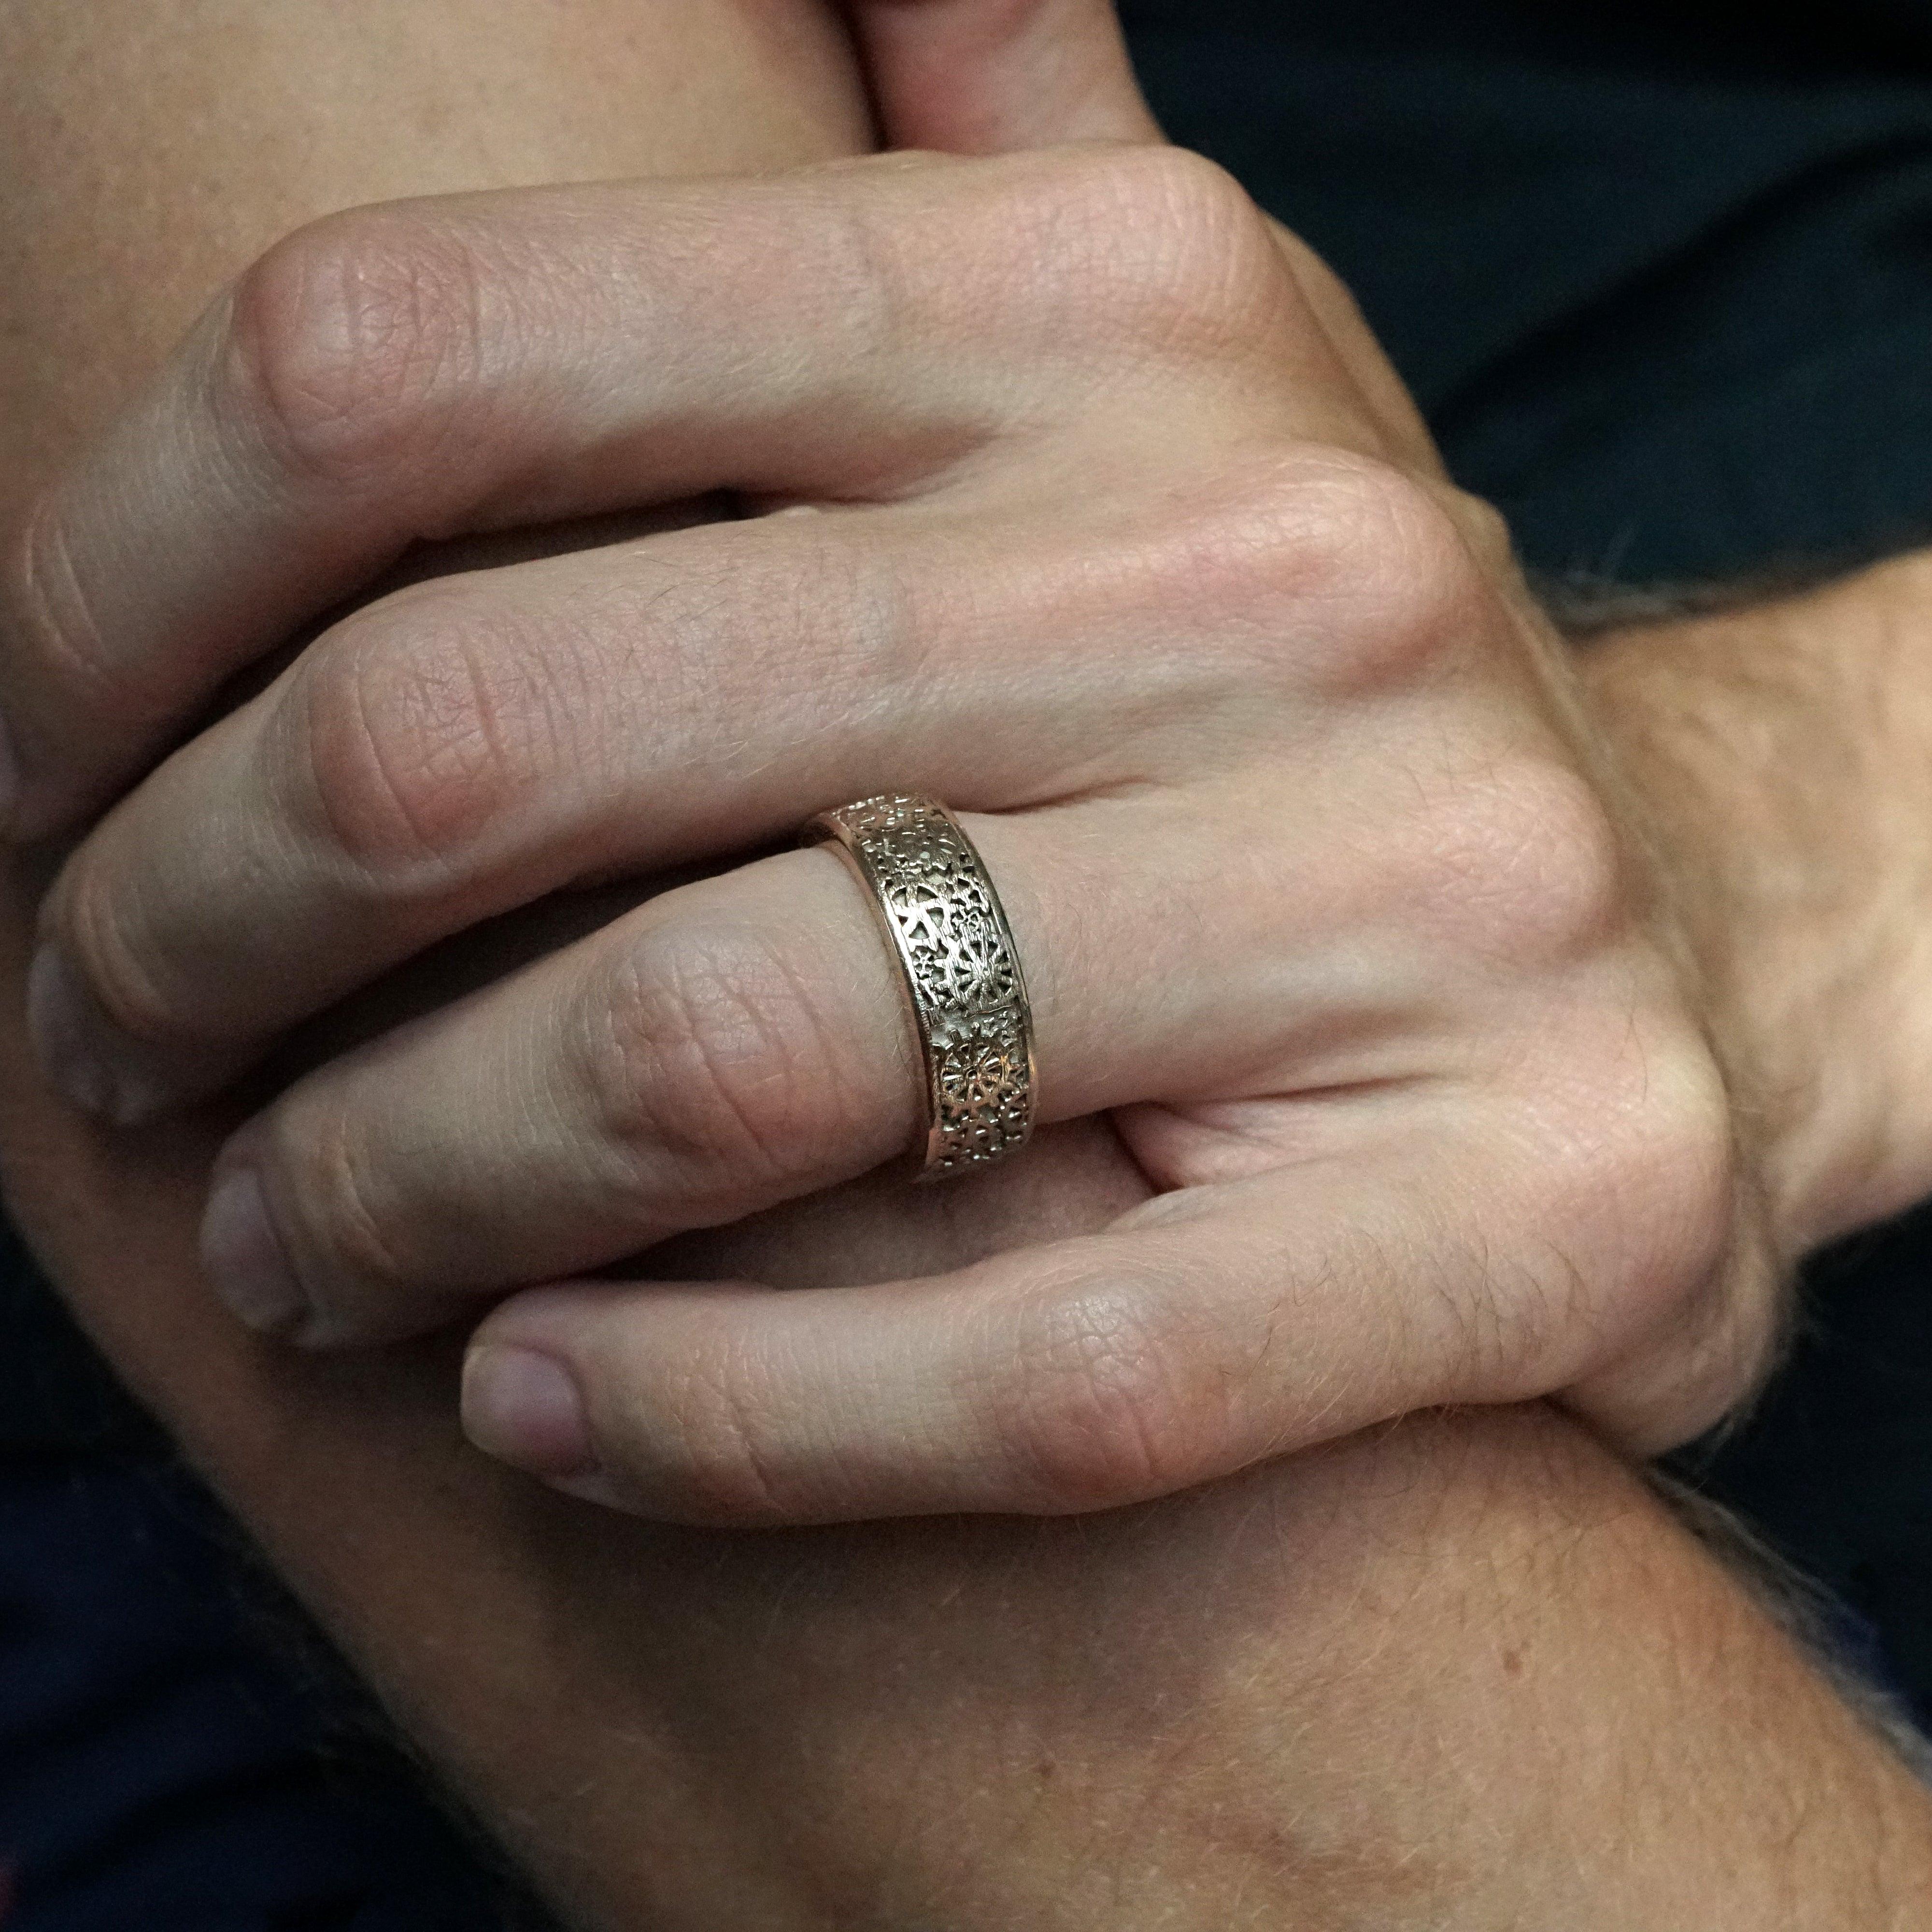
[{"left": 4, "top": 5, "right": 1930, "bottom": 1927}]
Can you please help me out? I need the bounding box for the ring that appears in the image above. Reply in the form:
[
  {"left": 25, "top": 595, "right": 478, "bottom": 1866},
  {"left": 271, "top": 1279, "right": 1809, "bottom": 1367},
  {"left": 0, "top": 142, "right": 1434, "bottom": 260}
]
[{"left": 805, "top": 794, "right": 1037, "bottom": 1180}]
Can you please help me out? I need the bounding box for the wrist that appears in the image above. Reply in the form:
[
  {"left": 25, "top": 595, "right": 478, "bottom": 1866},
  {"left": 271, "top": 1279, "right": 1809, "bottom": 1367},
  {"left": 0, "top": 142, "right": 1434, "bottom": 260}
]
[{"left": 1579, "top": 550, "right": 1932, "bottom": 1255}]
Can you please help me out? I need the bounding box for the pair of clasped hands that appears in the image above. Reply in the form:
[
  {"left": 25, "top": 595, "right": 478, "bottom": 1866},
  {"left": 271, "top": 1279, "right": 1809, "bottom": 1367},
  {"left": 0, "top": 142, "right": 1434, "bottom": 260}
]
[{"left": 1, "top": 2, "right": 1777, "bottom": 1525}]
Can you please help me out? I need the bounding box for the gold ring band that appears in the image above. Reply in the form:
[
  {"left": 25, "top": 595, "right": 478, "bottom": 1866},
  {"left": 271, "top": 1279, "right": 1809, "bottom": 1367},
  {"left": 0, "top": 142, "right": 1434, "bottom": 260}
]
[{"left": 805, "top": 794, "right": 1036, "bottom": 1180}]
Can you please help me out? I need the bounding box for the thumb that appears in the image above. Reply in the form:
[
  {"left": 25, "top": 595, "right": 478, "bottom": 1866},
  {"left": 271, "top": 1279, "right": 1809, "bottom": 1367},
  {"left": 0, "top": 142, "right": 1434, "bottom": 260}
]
[{"left": 844, "top": 0, "right": 1161, "bottom": 152}]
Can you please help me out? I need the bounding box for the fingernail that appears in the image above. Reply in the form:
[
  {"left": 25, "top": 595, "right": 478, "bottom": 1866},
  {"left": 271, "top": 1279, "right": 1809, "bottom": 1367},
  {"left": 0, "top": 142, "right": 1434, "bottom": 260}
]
[
  {"left": 462, "top": 1346, "right": 595, "bottom": 1477},
  {"left": 27, "top": 944, "right": 179, "bottom": 1125},
  {"left": 200, "top": 1166, "right": 307, "bottom": 1335}
]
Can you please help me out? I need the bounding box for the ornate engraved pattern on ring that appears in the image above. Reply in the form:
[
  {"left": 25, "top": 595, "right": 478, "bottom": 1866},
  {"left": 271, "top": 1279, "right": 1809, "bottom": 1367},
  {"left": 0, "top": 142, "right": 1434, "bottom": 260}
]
[{"left": 806, "top": 794, "right": 1037, "bottom": 1179}]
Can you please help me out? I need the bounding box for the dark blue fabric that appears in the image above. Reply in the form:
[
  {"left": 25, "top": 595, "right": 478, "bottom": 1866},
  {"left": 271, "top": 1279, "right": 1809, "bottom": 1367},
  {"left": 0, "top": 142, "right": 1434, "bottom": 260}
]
[
  {"left": 0, "top": 1236, "right": 544, "bottom": 1931},
  {"left": 1125, "top": 0, "right": 1932, "bottom": 582},
  {"left": 0, "top": 1447, "right": 538, "bottom": 1932}
]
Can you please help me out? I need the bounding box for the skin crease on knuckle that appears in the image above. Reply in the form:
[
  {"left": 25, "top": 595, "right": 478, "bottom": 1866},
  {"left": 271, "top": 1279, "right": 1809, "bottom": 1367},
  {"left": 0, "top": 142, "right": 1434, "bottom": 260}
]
[
  {"left": 840, "top": 147, "right": 1322, "bottom": 440},
  {"left": 32, "top": 582, "right": 579, "bottom": 1107},
  {"left": 42, "top": 844, "right": 196, "bottom": 1063},
  {"left": 220, "top": 205, "right": 495, "bottom": 495},
  {"left": 286, "top": 589, "right": 574, "bottom": 905},
  {"left": 250, "top": 899, "right": 895, "bottom": 1338},
  {"left": 571, "top": 1288, "right": 908, "bottom": 1526},
  {"left": 259, "top": 1094, "right": 430, "bottom": 1342},
  {"left": 274, "top": 525, "right": 856, "bottom": 922},
  {"left": 547, "top": 1315, "right": 793, "bottom": 1526},
  {"left": 3, "top": 489, "right": 120, "bottom": 730},
  {"left": 572, "top": 913, "right": 896, "bottom": 1228},
  {"left": 987, "top": 1281, "right": 1234, "bottom": 1514},
  {"left": 1394, "top": 756, "right": 1629, "bottom": 971}
]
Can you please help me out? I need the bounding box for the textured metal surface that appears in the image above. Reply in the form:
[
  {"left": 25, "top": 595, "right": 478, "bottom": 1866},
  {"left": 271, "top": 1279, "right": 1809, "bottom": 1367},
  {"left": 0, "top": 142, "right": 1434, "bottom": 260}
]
[{"left": 806, "top": 795, "right": 1036, "bottom": 1179}]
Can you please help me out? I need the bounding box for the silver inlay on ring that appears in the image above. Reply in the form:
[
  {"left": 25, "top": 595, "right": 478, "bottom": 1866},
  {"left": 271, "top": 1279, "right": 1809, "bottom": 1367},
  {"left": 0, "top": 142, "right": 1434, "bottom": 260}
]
[{"left": 805, "top": 794, "right": 1036, "bottom": 1180}]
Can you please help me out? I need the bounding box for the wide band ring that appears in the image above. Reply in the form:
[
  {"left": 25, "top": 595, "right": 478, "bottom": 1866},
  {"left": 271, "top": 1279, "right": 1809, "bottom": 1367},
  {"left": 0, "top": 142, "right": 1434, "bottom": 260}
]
[{"left": 805, "top": 794, "right": 1037, "bottom": 1181}]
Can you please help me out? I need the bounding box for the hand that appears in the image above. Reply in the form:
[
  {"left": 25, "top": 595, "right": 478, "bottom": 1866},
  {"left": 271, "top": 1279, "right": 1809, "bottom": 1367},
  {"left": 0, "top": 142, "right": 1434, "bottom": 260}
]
[{"left": 0, "top": 39, "right": 1775, "bottom": 1527}]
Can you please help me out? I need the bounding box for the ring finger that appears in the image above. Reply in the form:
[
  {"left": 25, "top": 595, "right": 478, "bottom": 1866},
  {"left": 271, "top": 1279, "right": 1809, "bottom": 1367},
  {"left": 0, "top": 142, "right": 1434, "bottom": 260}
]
[{"left": 197, "top": 791, "right": 1293, "bottom": 1346}]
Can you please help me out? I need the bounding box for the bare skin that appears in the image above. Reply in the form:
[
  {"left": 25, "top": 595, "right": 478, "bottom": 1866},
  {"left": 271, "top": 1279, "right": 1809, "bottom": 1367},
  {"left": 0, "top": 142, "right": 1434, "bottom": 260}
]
[
  {"left": 1585, "top": 549, "right": 1932, "bottom": 1256},
  {"left": 4, "top": 4, "right": 1932, "bottom": 1928}
]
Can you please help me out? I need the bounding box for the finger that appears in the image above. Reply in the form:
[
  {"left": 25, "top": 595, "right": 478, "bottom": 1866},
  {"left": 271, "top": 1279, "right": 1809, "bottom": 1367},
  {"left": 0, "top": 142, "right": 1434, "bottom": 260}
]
[
  {"left": 196, "top": 800, "right": 1297, "bottom": 1347},
  {"left": 844, "top": 1, "right": 1439, "bottom": 469},
  {"left": 453, "top": 1138, "right": 1608, "bottom": 1526},
  {"left": 31, "top": 460, "right": 1335, "bottom": 1123},
  {"left": 1, "top": 147, "right": 1262, "bottom": 838},
  {"left": 847, "top": 0, "right": 1161, "bottom": 151}
]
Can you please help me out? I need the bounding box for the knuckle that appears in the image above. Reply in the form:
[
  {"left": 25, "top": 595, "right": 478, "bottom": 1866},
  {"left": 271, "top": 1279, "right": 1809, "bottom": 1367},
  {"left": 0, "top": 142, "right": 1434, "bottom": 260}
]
[
  {"left": 1417, "top": 758, "right": 1628, "bottom": 965},
  {"left": 994, "top": 1283, "right": 1221, "bottom": 1512},
  {"left": 1515, "top": 1020, "right": 1738, "bottom": 1380},
  {"left": 270, "top": 1103, "right": 415, "bottom": 1293},
  {"left": 1097, "top": 143, "right": 1278, "bottom": 296},
  {"left": 287, "top": 596, "right": 555, "bottom": 894},
  {"left": 1, "top": 493, "right": 115, "bottom": 708},
  {"left": 1089, "top": 142, "right": 1253, "bottom": 240},
  {"left": 222, "top": 208, "right": 487, "bottom": 486},
  {"left": 1608, "top": 1033, "right": 1738, "bottom": 1285},
  {"left": 577, "top": 920, "right": 867, "bottom": 1211},
  {"left": 1291, "top": 457, "right": 1494, "bottom": 684},
  {"left": 1448, "top": 487, "right": 1518, "bottom": 577},
  {"left": 1179, "top": 454, "right": 1498, "bottom": 694},
  {"left": 994, "top": 145, "right": 1296, "bottom": 359},
  {"left": 55, "top": 867, "right": 186, "bottom": 1051}
]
